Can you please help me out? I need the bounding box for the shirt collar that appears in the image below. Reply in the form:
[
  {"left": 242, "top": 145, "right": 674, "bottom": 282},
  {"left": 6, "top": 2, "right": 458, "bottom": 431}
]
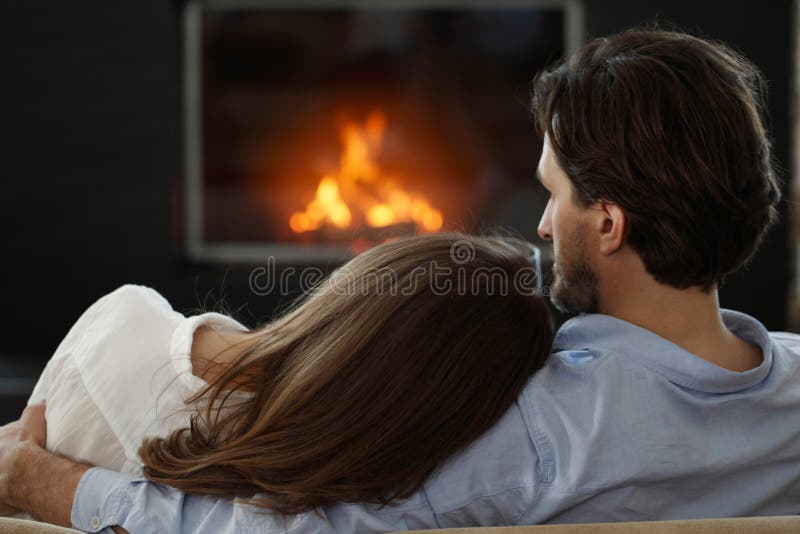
[
  {"left": 170, "top": 312, "right": 250, "bottom": 392},
  {"left": 554, "top": 309, "right": 774, "bottom": 393}
]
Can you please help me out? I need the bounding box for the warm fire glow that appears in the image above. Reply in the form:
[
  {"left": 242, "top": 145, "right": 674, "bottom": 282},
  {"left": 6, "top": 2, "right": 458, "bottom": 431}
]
[{"left": 289, "top": 112, "right": 444, "bottom": 234}]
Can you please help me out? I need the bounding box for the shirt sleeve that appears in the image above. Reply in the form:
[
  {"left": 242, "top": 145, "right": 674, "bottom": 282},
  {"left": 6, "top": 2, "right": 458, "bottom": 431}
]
[
  {"left": 28, "top": 284, "right": 173, "bottom": 406},
  {"left": 27, "top": 291, "right": 105, "bottom": 405},
  {"left": 71, "top": 468, "right": 439, "bottom": 533},
  {"left": 27, "top": 360, "right": 52, "bottom": 406},
  {"left": 69, "top": 401, "right": 541, "bottom": 532}
]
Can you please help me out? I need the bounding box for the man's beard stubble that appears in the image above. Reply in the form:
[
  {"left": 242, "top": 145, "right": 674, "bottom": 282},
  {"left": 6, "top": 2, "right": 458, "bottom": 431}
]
[{"left": 550, "top": 226, "right": 599, "bottom": 314}]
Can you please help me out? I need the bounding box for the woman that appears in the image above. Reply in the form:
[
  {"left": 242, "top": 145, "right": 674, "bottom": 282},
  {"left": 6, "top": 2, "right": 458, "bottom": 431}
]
[{"left": 26, "top": 233, "right": 553, "bottom": 516}]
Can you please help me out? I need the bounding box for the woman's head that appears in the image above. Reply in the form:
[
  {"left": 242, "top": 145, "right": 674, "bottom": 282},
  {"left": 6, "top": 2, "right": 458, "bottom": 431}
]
[{"left": 139, "top": 233, "right": 554, "bottom": 514}]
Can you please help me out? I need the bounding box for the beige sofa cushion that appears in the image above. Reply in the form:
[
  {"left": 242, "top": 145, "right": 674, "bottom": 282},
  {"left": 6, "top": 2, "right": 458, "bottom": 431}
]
[
  {"left": 1, "top": 514, "right": 797, "bottom": 533},
  {"left": 0, "top": 518, "right": 80, "bottom": 533}
]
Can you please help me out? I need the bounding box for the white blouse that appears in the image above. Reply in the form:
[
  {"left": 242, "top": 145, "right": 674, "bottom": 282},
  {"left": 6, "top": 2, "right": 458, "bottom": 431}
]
[{"left": 27, "top": 284, "right": 250, "bottom": 474}]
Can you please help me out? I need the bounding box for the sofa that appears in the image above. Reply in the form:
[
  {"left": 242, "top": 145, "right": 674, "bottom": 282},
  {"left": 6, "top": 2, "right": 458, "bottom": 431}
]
[{"left": 2, "top": 515, "right": 799, "bottom": 533}]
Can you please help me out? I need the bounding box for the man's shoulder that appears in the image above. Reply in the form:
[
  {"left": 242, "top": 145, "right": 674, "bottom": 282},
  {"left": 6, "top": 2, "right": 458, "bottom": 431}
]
[
  {"left": 768, "top": 331, "right": 800, "bottom": 363},
  {"left": 525, "top": 344, "right": 631, "bottom": 395},
  {"left": 420, "top": 318, "right": 800, "bottom": 526},
  {"left": 420, "top": 351, "right": 630, "bottom": 504},
  {"left": 770, "top": 330, "right": 800, "bottom": 344}
]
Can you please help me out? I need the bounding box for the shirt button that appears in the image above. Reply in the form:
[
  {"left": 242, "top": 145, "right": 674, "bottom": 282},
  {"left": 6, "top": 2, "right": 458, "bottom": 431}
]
[{"left": 90, "top": 516, "right": 101, "bottom": 529}]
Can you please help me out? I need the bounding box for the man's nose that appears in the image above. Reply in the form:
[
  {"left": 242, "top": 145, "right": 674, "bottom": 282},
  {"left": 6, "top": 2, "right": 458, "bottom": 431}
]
[{"left": 538, "top": 205, "right": 553, "bottom": 241}]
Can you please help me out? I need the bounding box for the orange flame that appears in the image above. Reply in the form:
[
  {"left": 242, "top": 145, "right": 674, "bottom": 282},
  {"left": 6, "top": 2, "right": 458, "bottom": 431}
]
[{"left": 289, "top": 112, "right": 443, "bottom": 234}]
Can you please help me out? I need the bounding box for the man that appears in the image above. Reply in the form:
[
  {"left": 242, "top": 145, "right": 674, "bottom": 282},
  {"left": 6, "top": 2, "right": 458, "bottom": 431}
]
[{"left": 2, "top": 28, "right": 798, "bottom": 532}]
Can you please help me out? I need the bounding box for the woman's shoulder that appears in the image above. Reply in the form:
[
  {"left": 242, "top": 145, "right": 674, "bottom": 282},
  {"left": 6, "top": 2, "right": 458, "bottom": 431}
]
[
  {"left": 47, "top": 286, "right": 192, "bottom": 466},
  {"left": 53, "top": 284, "right": 181, "bottom": 358},
  {"left": 99, "top": 284, "right": 174, "bottom": 314},
  {"left": 89, "top": 284, "right": 177, "bottom": 327}
]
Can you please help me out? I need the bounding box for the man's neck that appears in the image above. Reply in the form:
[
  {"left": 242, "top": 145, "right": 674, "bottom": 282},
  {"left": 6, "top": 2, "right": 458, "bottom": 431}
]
[{"left": 598, "top": 274, "right": 762, "bottom": 372}]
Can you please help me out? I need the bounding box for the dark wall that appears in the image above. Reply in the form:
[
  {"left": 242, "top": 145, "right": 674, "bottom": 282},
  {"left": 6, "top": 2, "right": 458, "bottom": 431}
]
[
  {"left": 1, "top": 0, "right": 180, "bottom": 355},
  {"left": 0, "top": 1, "right": 794, "bottom": 417}
]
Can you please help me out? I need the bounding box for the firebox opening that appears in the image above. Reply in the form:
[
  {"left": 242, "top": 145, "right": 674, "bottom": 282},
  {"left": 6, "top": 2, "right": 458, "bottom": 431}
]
[{"left": 184, "top": 1, "right": 583, "bottom": 263}]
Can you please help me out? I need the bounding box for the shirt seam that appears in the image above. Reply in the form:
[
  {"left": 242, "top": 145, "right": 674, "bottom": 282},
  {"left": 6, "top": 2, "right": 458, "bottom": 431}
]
[
  {"left": 514, "top": 398, "right": 554, "bottom": 486},
  {"left": 584, "top": 346, "right": 740, "bottom": 394},
  {"left": 419, "top": 486, "right": 442, "bottom": 528},
  {"left": 627, "top": 354, "right": 756, "bottom": 393},
  {"left": 435, "top": 483, "right": 539, "bottom": 518}
]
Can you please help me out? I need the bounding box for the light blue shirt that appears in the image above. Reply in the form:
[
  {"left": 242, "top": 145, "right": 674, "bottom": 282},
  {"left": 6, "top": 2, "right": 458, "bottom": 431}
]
[{"left": 71, "top": 310, "right": 800, "bottom": 533}]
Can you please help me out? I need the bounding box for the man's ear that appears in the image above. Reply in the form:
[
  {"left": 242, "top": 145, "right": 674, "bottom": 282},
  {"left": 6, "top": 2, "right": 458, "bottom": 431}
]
[{"left": 594, "top": 201, "right": 627, "bottom": 256}]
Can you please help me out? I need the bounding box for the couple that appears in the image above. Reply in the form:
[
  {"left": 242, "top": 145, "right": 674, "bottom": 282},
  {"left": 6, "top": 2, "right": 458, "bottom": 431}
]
[{"left": 2, "top": 28, "right": 800, "bottom": 533}]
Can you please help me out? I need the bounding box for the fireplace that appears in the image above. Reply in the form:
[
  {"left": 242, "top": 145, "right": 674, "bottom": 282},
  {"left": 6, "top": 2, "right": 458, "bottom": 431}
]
[{"left": 183, "top": 0, "right": 584, "bottom": 263}]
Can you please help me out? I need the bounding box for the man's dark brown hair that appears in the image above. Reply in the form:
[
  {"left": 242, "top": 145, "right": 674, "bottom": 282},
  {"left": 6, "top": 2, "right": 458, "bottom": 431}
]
[{"left": 531, "top": 29, "right": 782, "bottom": 290}]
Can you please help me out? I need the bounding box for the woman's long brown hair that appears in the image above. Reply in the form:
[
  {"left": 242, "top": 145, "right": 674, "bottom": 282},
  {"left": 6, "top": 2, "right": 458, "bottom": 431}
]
[{"left": 139, "top": 233, "right": 554, "bottom": 514}]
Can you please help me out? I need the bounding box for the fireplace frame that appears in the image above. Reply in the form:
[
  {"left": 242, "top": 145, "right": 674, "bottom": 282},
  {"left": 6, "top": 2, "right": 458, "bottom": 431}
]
[{"left": 183, "top": 0, "right": 585, "bottom": 264}]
